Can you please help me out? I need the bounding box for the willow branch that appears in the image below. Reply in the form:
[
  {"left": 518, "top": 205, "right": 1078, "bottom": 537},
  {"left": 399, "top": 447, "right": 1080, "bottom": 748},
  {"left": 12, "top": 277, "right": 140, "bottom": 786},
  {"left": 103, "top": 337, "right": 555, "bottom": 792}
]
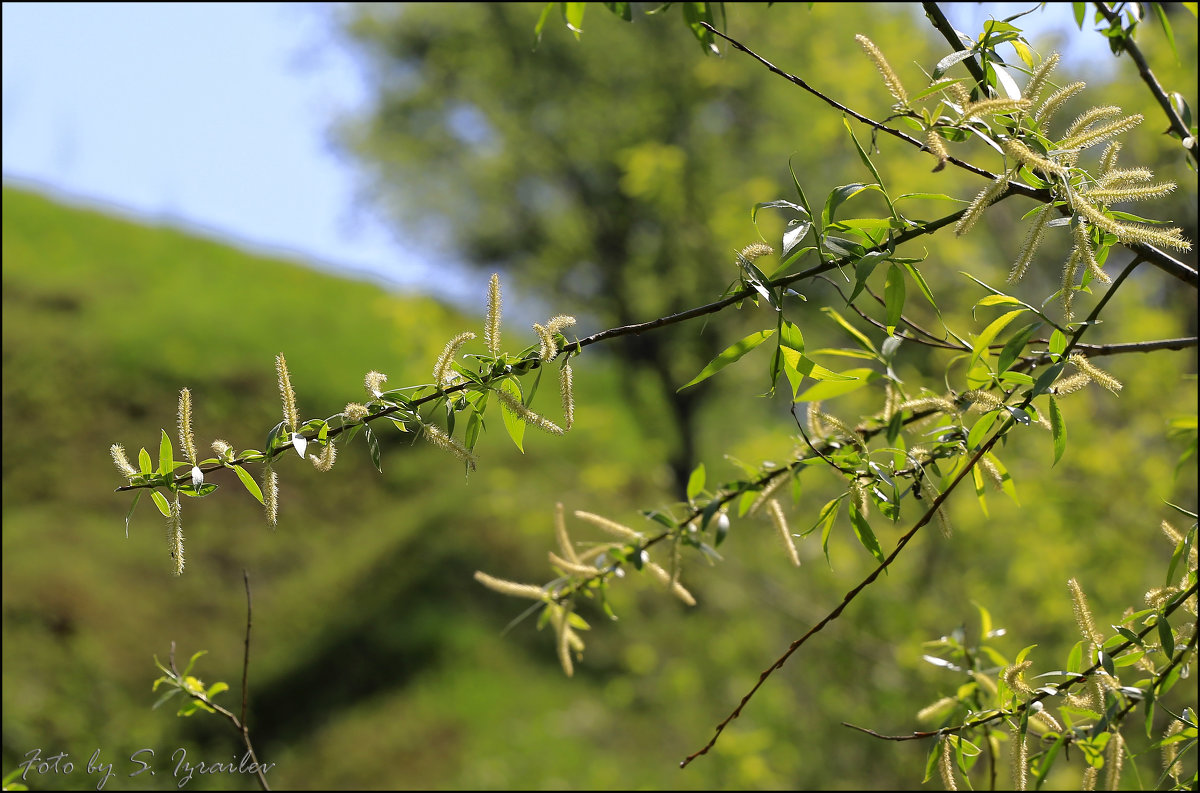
[
  {"left": 699, "top": 22, "right": 1198, "bottom": 287},
  {"left": 167, "top": 630, "right": 270, "bottom": 791},
  {"left": 921, "top": 2, "right": 988, "bottom": 90},
  {"left": 1093, "top": 1, "right": 1199, "bottom": 165},
  {"left": 680, "top": 421, "right": 1010, "bottom": 768},
  {"left": 842, "top": 581, "right": 1198, "bottom": 742},
  {"left": 116, "top": 202, "right": 989, "bottom": 495}
]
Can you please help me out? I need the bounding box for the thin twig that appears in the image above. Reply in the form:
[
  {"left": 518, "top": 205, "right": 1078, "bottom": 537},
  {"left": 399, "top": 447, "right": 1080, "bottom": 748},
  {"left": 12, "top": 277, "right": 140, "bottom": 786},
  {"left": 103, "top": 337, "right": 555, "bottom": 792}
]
[
  {"left": 842, "top": 582, "right": 1198, "bottom": 741},
  {"left": 921, "top": 2, "right": 988, "bottom": 91},
  {"left": 166, "top": 575, "right": 271, "bottom": 790},
  {"left": 116, "top": 204, "right": 986, "bottom": 495},
  {"left": 699, "top": 22, "right": 1198, "bottom": 287},
  {"left": 682, "top": 255, "right": 1147, "bottom": 767},
  {"left": 1093, "top": 1, "right": 1199, "bottom": 165},
  {"left": 680, "top": 422, "right": 1009, "bottom": 768}
]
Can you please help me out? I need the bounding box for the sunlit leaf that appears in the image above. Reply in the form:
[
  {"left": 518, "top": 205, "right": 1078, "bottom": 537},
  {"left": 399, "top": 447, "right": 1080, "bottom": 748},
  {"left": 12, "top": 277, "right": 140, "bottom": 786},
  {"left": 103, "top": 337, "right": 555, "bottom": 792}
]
[{"left": 679, "top": 329, "right": 774, "bottom": 391}]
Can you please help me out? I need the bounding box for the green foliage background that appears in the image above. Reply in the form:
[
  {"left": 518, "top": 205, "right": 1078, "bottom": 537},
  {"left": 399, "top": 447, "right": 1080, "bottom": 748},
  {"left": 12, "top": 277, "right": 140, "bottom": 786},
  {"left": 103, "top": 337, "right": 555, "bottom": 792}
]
[{"left": 2, "top": 3, "right": 1197, "bottom": 790}]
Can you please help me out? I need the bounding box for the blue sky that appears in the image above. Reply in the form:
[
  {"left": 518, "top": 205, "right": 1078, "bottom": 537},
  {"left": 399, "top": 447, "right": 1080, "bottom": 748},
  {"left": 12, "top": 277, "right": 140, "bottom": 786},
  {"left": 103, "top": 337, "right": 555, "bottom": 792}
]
[
  {"left": 2, "top": 3, "right": 1105, "bottom": 305},
  {"left": 1, "top": 3, "right": 466, "bottom": 296}
]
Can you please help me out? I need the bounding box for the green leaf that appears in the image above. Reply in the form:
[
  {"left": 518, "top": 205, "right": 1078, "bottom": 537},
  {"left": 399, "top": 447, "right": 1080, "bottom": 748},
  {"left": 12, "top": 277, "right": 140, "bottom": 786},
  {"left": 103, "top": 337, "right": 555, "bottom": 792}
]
[
  {"left": 822, "top": 183, "right": 878, "bottom": 230},
  {"left": 686, "top": 463, "right": 706, "bottom": 501},
  {"left": 138, "top": 447, "right": 153, "bottom": 475},
  {"left": 972, "top": 464, "right": 989, "bottom": 517},
  {"left": 1151, "top": 2, "right": 1178, "bottom": 62},
  {"left": 983, "top": 452, "right": 1019, "bottom": 504},
  {"left": 809, "top": 496, "right": 843, "bottom": 568},
  {"left": 641, "top": 510, "right": 678, "bottom": 529},
  {"left": 976, "top": 294, "right": 1024, "bottom": 307},
  {"left": 124, "top": 491, "right": 141, "bottom": 539},
  {"left": 848, "top": 501, "right": 886, "bottom": 565},
  {"left": 997, "top": 321, "right": 1042, "bottom": 374},
  {"left": 682, "top": 3, "right": 721, "bottom": 55},
  {"left": 900, "top": 262, "right": 940, "bottom": 315},
  {"left": 967, "top": 410, "right": 1000, "bottom": 450},
  {"left": 158, "top": 430, "right": 173, "bottom": 478},
  {"left": 1048, "top": 329, "right": 1067, "bottom": 357},
  {"left": 498, "top": 378, "right": 527, "bottom": 453},
  {"left": 933, "top": 48, "right": 977, "bottom": 79},
  {"left": 561, "top": 2, "right": 586, "bottom": 39},
  {"left": 820, "top": 307, "right": 877, "bottom": 354},
  {"left": 884, "top": 264, "right": 905, "bottom": 335},
  {"left": 1158, "top": 614, "right": 1175, "bottom": 658},
  {"left": 363, "top": 424, "right": 382, "bottom": 474},
  {"left": 780, "top": 346, "right": 858, "bottom": 382},
  {"left": 679, "top": 329, "right": 775, "bottom": 391},
  {"left": 150, "top": 490, "right": 171, "bottom": 518},
  {"left": 1049, "top": 395, "right": 1066, "bottom": 465},
  {"left": 842, "top": 116, "right": 897, "bottom": 220},
  {"left": 602, "top": 1, "right": 632, "bottom": 22},
  {"left": 795, "top": 368, "right": 879, "bottom": 402},
  {"left": 232, "top": 464, "right": 265, "bottom": 505},
  {"left": 969, "top": 309, "right": 1026, "bottom": 374}
]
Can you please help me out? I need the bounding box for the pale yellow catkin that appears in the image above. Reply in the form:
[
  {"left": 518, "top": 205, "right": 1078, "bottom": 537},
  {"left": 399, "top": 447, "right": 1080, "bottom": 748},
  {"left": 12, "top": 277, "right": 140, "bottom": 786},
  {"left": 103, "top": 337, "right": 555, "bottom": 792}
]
[
  {"left": 939, "top": 737, "right": 958, "bottom": 791},
  {"left": 574, "top": 510, "right": 641, "bottom": 541},
  {"left": 263, "top": 466, "right": 279, "bottom": 526},
  {"left": 364, "top": 370, "right": 387, "bottom": 398},
  {"left": 309, "top": 442, "right": 336, "bottom": 472},
  {"left": 485, "top": 273, "right": 502, "bottom": 356},
  {"left": 432, "top": 332, "right": 476, "bottom": 389},
  {"left": 1009, "top": 203, "right": 1053, "bottom": 284},
  {"left": 177, "top": 388, "right": 197, "bottom": 465},
  {"left": 275, "top": 353, "right": 299, "bottom": 430},
  {"left": 955, "top": 172, "right": 1009, "bottom": 236},
  {"left": 473, "top": 571, "right": 546, "bottom": 600},
  {"left": 167, "top": 495, "right": 184, "bottom": 576},
  {"left": 646, "top": 562, "right": 697, "bottom": 606},
  {"left": 560, "top": 362, "right": 575, "bottom": 431},
  {"left": 855, "top": 34, "right": 907, "bottom": 105},
  {"left": 110, "top": 443, "right": 138, "bottom": 478},
  {"left": 768, "top": 499, "right": 801, "bottom": 567},
  {"left": 494, "top": 385, "right": 564, "bottom": 435},
  {"left": 1023, "top": 52, "right": 1059, "bottom": 103},
  {"left": 554, "top": 503, "right": 577, "bottom": 563}
]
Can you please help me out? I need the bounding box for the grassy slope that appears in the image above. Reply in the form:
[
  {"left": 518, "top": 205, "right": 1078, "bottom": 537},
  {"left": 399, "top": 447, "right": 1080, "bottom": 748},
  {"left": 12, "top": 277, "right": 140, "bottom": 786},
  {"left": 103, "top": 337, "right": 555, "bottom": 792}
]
[{"left": 0, "top": 185, "right": 707, "bottom": 789}]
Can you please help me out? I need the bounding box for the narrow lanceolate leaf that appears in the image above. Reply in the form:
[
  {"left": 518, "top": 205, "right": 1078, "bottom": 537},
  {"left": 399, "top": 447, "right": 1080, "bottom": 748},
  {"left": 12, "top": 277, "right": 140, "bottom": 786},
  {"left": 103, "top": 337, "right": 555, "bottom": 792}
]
[
  {"left": 884, "top": 264, "right": 905, "bottom": 335},
  {"left": 686, "top": 463, "right": 706, "bottom": 501},
  {"left": 561, "top": 2, "right": 586, "bottom": 38},
  {"left": 138, "top": 447, "right": 153, "bottom": 475},
  {"left": 678, "top": 329, "right": 775, "bottom": 391},
  {"left": 780, "top": 346, "right": 858, "bottom": 383},
  {"left": 1049, "top": 395, "right": 1066, "bottom": 465},
  {"left": 150, "top": 490, "right": 171, "bottom": 518},
  {"left": 848, "top": 501, "right": 886, "bottom": 565},
  {"left": 810, "top": 496, "right": 843, "bottom": 568},
  {"left": 158, "top": 430, "right": 173, "bottom": 477},
  {"left": 363, "top": 424, "right": 383, "bottom": 474},
  {"left": 124, "top": 491, "right": 142, "bottom": 539},
  {"left": 969, "top": 309, "right": 1026, "bottom": 374},
  {"left": 232, "top": 464, "right": 265, "bottom": 505},
  {"left": 997, "top": 321, "right": 1042, "bottom": 374},
  {"left": 795, "top": 368, "right": 879, "bottom": 403},
  {"left": 498, "top": 378, "right": 527, "bottom": 453}
]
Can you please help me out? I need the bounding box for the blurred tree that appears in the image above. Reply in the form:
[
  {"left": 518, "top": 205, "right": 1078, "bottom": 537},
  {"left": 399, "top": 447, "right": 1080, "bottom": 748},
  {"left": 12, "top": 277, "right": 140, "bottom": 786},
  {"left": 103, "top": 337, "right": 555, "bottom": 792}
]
[{"left": 334, "top": 3, "right": 923, "bottom": 492}]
